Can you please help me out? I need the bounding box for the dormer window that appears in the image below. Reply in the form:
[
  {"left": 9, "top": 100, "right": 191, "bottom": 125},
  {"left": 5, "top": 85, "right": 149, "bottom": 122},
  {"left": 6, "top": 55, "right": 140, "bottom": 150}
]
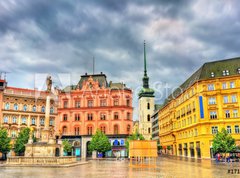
[
  {"left": 237, "top": 68, "right": 240, "bottom": 74},
  {"left": 222, "top": 70, "right": 226, "bottom": 76},
  {"left": 210, "top": 72, "right": 215, "bottom": 77},
  {"left": 226, "top": 70, "right": 229, "bottom": 75},
  {"left": 223, "top": 70, "right": 229, "bottom": 76}
]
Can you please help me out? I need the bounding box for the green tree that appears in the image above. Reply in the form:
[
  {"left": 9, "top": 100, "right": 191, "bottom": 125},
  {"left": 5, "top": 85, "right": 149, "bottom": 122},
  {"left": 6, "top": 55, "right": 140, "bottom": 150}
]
[
  {"left": 14, "top": 127, "right": 30, "bottom": 156},
  {"left": 62, "top": 139, "right": 72, "bottom": 155},
  {"left": 212, "top": 128, "right": 236, "bottom": 157},
  {"left": 0, "top": 128, "right": 12, "bottom": 159},
  {"left": 88, "top": 129, "right": 111, "bottom": 154},
  {"left": 125, "top": 131, "right": 145, "bottom": 153}
]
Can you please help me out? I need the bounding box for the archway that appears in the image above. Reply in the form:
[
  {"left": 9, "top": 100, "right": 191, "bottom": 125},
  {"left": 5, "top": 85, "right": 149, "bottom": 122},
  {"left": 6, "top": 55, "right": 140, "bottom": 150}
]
[
  {"left": 86, "top": 141, "right": 92, "bottom": 157},
  {"left": 55, "top": 148, "right": 60, "bottom": 157},
  {"left": 73, "top": 141, "right": 81, "bottom": 157}
]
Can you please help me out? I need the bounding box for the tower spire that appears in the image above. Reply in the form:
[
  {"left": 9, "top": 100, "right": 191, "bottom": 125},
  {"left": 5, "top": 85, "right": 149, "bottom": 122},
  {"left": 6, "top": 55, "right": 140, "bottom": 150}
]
[
  {"left": 144, "top": 40, "right": 147, "bottom": 77},
  {"left": 142, "top": 41, "right": 149, "bottom": 88}
]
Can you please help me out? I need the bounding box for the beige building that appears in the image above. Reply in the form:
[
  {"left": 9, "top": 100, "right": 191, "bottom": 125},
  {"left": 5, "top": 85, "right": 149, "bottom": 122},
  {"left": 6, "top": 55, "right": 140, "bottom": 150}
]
[
  {"left": 138, "top": 42, "right": 155, "bottom": 140},
  {"left": 0, "top": 79, "right": 57, "bottom": 143}
]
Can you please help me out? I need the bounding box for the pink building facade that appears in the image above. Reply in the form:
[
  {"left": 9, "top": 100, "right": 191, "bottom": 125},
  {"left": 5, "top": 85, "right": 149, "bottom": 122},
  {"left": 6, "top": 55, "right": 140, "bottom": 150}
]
[{"left": 57, "top": 73, "right": 133, "bottom": 158}]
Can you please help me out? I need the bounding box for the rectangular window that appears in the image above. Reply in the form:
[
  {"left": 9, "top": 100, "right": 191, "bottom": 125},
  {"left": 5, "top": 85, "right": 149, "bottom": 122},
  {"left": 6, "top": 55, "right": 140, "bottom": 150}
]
[
  {"left": 225, "top": 110, "right": 230, "bottom": 118},
  {"left": 231, "top": 95, "right": 237, "bottom": 103},
  {"left": 194, "top": 128, "right": 198, "bottom": 136},
  {"left": 100, "top": 113, "right": 106, "bottom": 120},
  {"left": 87, "top": 113, "right": 93, "bottom": 121},
  {"left": 210, "top": 111, "right": 217, "bottom": 119},
  {"left": 208, "top": 84, "right": 214, "bottom": 91},
  {"left": 208, "top": 97, "right": 216, "bottom": 105},
  {"left": 211, "top": 126, "right": 218, "bottom": 134},
  {"left": 63, "top": 101, "right": 68, "bottom": 108},
  {"left": 114, "top": 99, "right": 119, "bottom": 106},
  {"left": 127, "top": 113, "right": 131, "bottom": 120},
  {"left": 227, "top": 126, "right": 232, "bottom": 134},
  {"left": 75, "top": 114, "right": 80, "bottom": 121},
  {"left": 100, "top": 99, "right": 107, "bottom": 107},
  {"left": 88, "top": 100, "right": 93, "bottom": 107},
  {"left": 114, "top": 112, "right": 119, "bottom": 120},
  {"left": 75, "top": 100, "right": 81, "bottom": 108},
  {"left": 223, "top": 96, "right": 228, "bottom": 104},
  {"left": 235, "top": 125, "right": 239, "bottom": 133},
  {"left": 126, "top": 99, "right": 130, "bottom": 106},
  {"left": 230, "top": 82, "right": 235, "bottom": 88},
  {"left": 222, "top": 82, "right": 227, "bottom": 89},
  {"left": 63, "top": 114, "right": 68, "bottom": 121},
  {"left": 233, "top": 110, "right": 238, "bottom": 118}
]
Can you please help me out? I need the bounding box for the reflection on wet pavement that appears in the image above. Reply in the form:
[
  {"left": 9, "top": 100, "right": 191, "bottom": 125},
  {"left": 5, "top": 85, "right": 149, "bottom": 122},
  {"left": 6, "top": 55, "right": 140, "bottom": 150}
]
[{"left": 0, "top": 157, "right": 239, "bottom": 178}]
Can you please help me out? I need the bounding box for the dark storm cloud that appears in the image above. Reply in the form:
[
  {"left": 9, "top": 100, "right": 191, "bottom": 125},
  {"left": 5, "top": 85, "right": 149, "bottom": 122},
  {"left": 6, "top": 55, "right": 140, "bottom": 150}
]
[{"left": 0, "top": 0, "right": 239, "bottom": 119}]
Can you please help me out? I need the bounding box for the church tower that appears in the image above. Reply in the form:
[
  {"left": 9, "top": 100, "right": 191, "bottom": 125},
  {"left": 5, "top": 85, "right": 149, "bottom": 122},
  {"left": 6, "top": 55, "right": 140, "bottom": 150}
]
[{"left": 138, "top": 41, "right": 155, "bottom": 140}]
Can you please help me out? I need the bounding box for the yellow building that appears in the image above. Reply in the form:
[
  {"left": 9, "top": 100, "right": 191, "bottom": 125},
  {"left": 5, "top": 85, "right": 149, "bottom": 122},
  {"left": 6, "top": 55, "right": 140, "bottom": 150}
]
[{"left": 159, "top": 57, "right": 240, "bottom": 159}]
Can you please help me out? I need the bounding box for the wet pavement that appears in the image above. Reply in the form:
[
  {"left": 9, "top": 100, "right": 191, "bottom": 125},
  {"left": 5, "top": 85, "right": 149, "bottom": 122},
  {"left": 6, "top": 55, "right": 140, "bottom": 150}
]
[{"left": 0, "top": 157, "right": 239, "bottom": 178}]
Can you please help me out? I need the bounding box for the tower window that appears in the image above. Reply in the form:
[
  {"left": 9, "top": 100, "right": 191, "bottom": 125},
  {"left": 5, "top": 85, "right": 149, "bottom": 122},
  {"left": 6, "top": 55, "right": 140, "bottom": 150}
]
[
  {"left": 147, "top": 103, "right": 150, "bottom": 110},
  {"left": 147, "top": 114, "right": 151, "bottom": 122}
]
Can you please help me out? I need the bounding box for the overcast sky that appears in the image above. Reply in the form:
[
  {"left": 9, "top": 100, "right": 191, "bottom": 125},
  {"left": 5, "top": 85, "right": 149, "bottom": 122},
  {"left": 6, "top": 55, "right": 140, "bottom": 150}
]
[{"left": 1, "top": 0, "right": 240, "bottom": 120}]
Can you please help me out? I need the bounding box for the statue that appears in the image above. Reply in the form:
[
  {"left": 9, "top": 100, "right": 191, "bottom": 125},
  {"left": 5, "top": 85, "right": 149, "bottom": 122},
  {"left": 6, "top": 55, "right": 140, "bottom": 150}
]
[{"left": 46, "top": 76, "right": 52, "bottom": 92}]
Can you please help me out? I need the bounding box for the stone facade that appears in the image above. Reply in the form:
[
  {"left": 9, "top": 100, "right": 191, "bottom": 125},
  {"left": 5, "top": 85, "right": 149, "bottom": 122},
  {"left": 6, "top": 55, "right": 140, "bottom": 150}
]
[{"left": 0, "top": 79, "right": 57, "bottom": 143}]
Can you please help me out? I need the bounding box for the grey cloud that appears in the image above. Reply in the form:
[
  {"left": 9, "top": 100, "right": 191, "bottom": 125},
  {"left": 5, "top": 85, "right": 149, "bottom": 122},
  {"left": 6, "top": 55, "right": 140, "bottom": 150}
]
[{"left": 0, "top": 0, "right": 240, "bottom": 120}]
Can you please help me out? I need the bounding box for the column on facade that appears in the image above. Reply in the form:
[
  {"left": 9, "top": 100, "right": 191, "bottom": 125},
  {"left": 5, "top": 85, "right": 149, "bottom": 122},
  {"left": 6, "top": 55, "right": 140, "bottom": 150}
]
[
  {"left": 18, "top": 114, "right": 21, "bottom": 131},
  {"left": 27, "top": 115, "right": 31, "bottom": 127}
]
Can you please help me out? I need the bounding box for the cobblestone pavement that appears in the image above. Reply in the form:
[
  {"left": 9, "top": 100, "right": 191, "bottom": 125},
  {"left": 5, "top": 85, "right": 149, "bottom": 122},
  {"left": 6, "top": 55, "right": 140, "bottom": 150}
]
[{"left": 0, "top": 157, "right": 239, "bottom": 178}]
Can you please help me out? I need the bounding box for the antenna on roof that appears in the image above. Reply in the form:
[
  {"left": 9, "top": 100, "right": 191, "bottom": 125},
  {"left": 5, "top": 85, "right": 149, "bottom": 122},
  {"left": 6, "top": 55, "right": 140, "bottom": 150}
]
[{"left": 93, "top": 56, "right": 95, "bottom": 75}]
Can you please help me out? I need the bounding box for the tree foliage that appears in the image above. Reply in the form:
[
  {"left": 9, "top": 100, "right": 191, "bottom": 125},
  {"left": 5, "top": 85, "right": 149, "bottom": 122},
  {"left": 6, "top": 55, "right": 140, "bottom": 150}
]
[
  {"left": 88, "top": 129, "right": 111, "bottom": 153},
  {"left": 62, "top": 139, "right": 72, "bottom": 153},
  {"left": 126, "top": 131, "right": 145, "bottom": 152},
  {"left": 14, "top": 127, "right": 30, "bottom": 155},
  {"left": 0, "top": 128, "right": 11, "bottom": 155},
  {"left": 212, "top": 128, "right": 236, "bottom": 154}
]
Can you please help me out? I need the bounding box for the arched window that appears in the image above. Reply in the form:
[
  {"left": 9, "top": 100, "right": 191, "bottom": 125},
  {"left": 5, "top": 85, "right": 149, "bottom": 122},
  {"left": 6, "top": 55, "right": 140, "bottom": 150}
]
[
  {"left": 23, "top": 105, "right": 27, "bottom": 111},
  {"left": 12, "top": 116, "right": 17, "bottom": 124},
  {"left": 147, "top": 114, "right": 151, "bottom": 122},
  {"left": 114, "top": 125, "right": 119, "bottom": 134},
  {"left": 5, "top": 103, "right": 10, "bottom": 110},
  {"left": 14, "top": 103, "right": 18, "bottom": 110},
  {"left": 100, "top": 125, "right": 106, "bottom": 134},
  {"left": 31, "top": 118, "right": 36, "bottom": 125},
  {"left": 62, "top": 126, "right": 67, "bottom": 135},
  {"left": 147, "top": 103, "right": 150, "bottom": 110},
  {"left": 87, "top": 126, "right": 93, "bottom": 135},
  {"left": 50, "top": 119, "right": 54, "bottom": 126},
  {"left": 50, "top": 107, "right": 54, "bottom": 114},
  {"left": 21, "top": 117, "right": 26, "bottom": 124},
  {"left": 3, "top": 116, "right": 8, "bottom": 123},
  {"left": 41, "top": 106, "right": 45, "bottom": 112},
  {"left": 32, "top": 105, "right": 36, "bottom": 112},
  {"left": 40, "top": 118, "right": 44, "bottom": 125},
  {"left": 75, "top": 127, "right": 80, "bottom": 135}
]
